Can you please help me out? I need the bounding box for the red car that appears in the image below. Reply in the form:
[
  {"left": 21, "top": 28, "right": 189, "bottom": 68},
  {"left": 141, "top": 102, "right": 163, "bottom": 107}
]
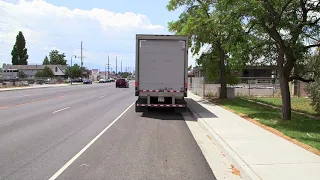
[{"left": 116, "top": 78, "right": 129, "bottom": 88}]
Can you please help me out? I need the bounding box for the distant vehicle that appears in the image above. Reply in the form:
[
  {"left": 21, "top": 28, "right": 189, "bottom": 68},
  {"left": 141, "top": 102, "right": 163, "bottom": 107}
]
[
  {"left": 116, "top": 78, "right": 129, "bottom": 88},
  {"left": 109, "top": 78, "right": 115, "bottom": 82},
  {"left": 99, "top": 79, "right": 107, "bottom": 83},
  {"left": 134, "top": 34, "right": 188, "bottom": 112},
  {"left": 83, "top": 78, "right": 92, "bottom": 84}
]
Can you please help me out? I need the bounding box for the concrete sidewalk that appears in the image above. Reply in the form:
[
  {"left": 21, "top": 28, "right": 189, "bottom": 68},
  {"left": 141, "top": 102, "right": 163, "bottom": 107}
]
[
  {"left": 0, "top": 84, "right": 71, "bottom": 92},
  {"left": 186, "top": 92, "right": 320, "bottom": 180}
]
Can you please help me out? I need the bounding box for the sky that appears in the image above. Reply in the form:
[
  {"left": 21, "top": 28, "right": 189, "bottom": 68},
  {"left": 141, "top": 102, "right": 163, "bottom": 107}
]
[{"left": 0, "top": 0, "right": 202, "bottom": 71}]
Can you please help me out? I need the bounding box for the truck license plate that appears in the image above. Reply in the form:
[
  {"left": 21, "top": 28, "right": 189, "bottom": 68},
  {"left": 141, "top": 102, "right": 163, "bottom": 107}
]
[{"left": 158, "top": 97, "right": 165, "bottom": 102}]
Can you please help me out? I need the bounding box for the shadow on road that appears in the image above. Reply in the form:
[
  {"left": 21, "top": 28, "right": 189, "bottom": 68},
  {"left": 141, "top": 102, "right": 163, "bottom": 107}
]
[{"left": 141, "top": 108, "right": 196, "bottom": 121}]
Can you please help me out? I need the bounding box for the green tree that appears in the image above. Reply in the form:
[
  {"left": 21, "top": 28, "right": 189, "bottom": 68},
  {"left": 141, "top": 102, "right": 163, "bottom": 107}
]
[
  {"left": 43, "top": 56, "right": 50, "bottom": 65},
  {"left": 307, "top": 48, "right": 320, "bottom": 113},
  {"left": 49, "top": 50, "right": 67, "bottom": 65},
  {"left": 65, "top": 64, "right": 82, "bottom": 78},
  {"left": 18, "top": 71, "right": 26, "bottom": 78},
  {"left": 35, "top": 71, "right": 44, "bottom": 78},
  {"left": 11, "top": 31, "right": 28, "bottom": 65},
  {"left": 167, "top": 0, "right": 248, "bottom": 98},
  {"left": 35, "top": 66, "right": 54, "bottom": 78},
  {"left": 42, "top": 66, "right": 54, "bottom": 77},
  {"left": 219, "top": 0, "right": 320, "bottom": 120},
  {"left": 120, "top": 72, "right": 130, "bottom": 78},
  {"left": 2, "top": 63, "right": 6, "bottom": 68}
]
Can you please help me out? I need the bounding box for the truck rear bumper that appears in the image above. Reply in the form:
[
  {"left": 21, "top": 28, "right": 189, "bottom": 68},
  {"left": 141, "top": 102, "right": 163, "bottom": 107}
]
[
  {"left": 137, "top": 104, "right": 185, "bottom": 107},
  {"left": 135, "top": 97, "right": 187, "bottom": 112}
]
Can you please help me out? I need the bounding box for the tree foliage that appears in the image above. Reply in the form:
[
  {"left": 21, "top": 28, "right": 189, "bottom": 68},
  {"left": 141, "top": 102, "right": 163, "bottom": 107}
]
[
  {"left": 119, "top": 72, "right": 131, "bottom": 78},
  {"left": 307, "top": 48, "right": 320, "bottom": 113},
  {"left": 65, "top": 64, "right": 83, "bottom": 78},
  {"left": 224, "top": 0, "right": 319, "bottom": 120},
  {"left": 11, "top": 31, "right": 28, "bottom": 65},
  {"left": 167, "top": 0, "right": 250, "bottom": 98},
  {"left": 43, "top": 56, "right": 50, "bottom": 65},
  {"left": 169, "top": 0, "right": 319, "bottom": 120},
  {"left": 49, "top": 50, "right": 67, "bottom": 65},
  {"left": 35, "top": 66, "right": 54, "bottom": 78},
  {"left": 18, "top": 71, "right": 26, "bottom": 78}
]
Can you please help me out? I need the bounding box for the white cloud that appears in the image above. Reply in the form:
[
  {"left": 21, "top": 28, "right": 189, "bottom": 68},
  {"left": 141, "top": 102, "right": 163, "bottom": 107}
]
[{"left": 0, "top": 0, "right": 165, "bottom": 68}]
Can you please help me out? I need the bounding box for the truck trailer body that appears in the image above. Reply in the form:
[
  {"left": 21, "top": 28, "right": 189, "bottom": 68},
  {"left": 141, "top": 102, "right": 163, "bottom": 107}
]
[{"left": 135, "top": 34, "right": 188, "bottom": 112}]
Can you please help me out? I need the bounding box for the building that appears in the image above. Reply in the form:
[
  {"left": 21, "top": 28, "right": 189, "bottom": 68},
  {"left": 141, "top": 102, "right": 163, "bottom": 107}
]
[
  {"left": 89, "top": 69, "right": 100, "bottom": 81},
  {"left": 2, "top": 65, "right": 68, "bottom": 79}
]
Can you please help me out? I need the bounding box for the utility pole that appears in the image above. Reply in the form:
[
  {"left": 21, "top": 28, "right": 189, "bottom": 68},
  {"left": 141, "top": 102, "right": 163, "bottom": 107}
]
[
  {"left": 105, "top": 65, "right": 107, "bottom": 80},
  {"left": 80, "top": 41, "right": 83, "bottom": 68},
  {"left": 116, "top": 56, "right": 117, "bottom": 76},
  {"left": 107, "top": 55, "right": 110, "bottom": 79}
]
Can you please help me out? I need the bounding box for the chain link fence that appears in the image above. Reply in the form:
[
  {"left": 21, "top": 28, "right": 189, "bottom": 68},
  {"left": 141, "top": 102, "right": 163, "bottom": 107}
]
[{"left": 188, "top": 77, "right": 281, "bottom": 98}]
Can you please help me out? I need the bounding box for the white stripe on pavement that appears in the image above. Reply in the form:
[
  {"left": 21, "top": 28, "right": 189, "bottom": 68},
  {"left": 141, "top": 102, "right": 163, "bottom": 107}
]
[
  {"left": 52, "top": 107, "right": 70, "bottom": 114},
  {"left": 48, "top": 102, "right": 135, "bottom": 180}
]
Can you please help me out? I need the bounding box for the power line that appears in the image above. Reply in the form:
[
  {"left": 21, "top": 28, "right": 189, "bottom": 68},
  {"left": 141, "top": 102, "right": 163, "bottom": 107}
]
[{"left": 0, "top": 7, "right": 78, "bottom": 50}]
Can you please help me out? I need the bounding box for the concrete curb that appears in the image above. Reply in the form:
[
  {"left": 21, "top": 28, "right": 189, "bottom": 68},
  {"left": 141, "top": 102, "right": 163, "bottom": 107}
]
[
  {"left": 187, "top": 106, "right": 261, "bottom": 180},
  {"left": 0, "top": 84, "right": 71, "bottom": 92}
]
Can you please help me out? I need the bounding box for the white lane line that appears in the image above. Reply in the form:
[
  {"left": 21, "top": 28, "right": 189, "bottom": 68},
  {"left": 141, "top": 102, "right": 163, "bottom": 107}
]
[
  {"left": 52, "top": 107, "right": 70, "bottom": 114},
  {"left": 98, "top": 95, "right": 105, "bottom": 99},
  {"left": 48, "top": 102, "right": 135, "bottom": 180}
]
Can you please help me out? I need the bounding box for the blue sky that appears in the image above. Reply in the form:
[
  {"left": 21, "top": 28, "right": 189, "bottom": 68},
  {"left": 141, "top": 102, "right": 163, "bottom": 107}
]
[{"left": 0, "top": 0, "right": 198, "bottom": 71}]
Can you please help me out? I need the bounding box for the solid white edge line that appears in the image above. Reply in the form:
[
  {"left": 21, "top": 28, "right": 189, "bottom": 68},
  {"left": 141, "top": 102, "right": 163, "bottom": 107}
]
[
  {"left": 48, "top": 102, "right": 135, "bottom": 180},
  {"left": 52, "top": 107, "right": 70, "bottom": 114}
]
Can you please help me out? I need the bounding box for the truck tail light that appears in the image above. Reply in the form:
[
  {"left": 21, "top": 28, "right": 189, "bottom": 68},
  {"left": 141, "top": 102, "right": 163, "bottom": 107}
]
[
  {"left": 135, "top": 81, "right": 139, "bottom": 87},
  {"left": 185, "top": 82, "right": 188, "bottom": 92}
]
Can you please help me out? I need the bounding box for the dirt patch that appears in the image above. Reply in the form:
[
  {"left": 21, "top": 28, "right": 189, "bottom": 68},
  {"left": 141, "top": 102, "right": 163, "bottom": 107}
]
[
  {"left": 220, "top": 105, "right": 320, "bottom": 156},
  {"left": 231, "top": 165, "right": 241, "bottom": 176}
]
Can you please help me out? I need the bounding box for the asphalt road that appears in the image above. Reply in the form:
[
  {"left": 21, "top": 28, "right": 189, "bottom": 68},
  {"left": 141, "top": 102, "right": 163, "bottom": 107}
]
[{"left": 0, "top": 82, "right": 215, "bottom": 180}]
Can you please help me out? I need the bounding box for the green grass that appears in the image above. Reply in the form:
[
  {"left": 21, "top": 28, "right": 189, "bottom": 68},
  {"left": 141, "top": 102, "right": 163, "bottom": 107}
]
[
  {"left": 218, "top": 98, "right": 320, "bottom": 151},
  {"left": 250, "top": 97, "right": 319, "bottom": 116}
]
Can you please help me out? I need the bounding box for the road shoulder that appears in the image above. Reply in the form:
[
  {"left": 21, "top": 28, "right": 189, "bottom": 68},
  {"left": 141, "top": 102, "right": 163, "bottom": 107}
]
[{"left": 182, "top": 112, "right": 242, "bottom": 180}]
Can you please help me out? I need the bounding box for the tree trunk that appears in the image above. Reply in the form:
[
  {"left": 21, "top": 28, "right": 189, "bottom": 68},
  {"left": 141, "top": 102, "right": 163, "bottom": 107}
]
[
  {"left": 218, "top": 46, "right": 227, "bottom": 99},
  {"left": 277, "top": 50, "right": 292, "bottom": 120},
  {"left": 278, "top": 71, "right": 292, "bottom": 120}
]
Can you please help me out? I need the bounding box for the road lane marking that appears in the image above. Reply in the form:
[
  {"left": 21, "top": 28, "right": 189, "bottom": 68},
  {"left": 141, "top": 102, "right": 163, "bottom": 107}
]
[
  {"left": 98, "top": 95, "right": 105, "bottom": 99},
  {"left": 0, "top": 96, "right": 65, "bottom": 110},
  {"left": 0, "top": 89, "right": 69, "bottom": 100},
  {"left": 52, "top": 107, "right": 70, "bottom": 114},
  {"left": 48, "top": 102, "right": 135, "bottom": 180}
]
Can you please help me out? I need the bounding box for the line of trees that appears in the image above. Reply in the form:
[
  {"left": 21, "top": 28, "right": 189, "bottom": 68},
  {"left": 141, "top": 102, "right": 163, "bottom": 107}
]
[
  {"left": 167, "top": 0, "right": 320, "bottom": 120},
  {"left": 8, "top": 31, "right": 89, "bottom": 79}
]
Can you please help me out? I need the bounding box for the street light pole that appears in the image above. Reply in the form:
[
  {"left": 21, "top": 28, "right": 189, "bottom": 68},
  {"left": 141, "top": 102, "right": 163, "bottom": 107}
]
[
  {"left": 116, "top": 56, "right": 117, "bottom": 76},
  {"left": 70, "top": 55, "right": 76, "bottom": 85}
]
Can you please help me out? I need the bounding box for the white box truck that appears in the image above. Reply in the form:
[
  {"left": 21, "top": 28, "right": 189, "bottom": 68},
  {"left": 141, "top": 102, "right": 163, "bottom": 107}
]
[{"left": 134, "top": 34, "right": 188, "bottom": 112}]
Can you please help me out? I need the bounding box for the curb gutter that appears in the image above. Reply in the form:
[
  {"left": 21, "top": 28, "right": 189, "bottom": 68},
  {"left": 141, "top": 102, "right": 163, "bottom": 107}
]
[
  {"left": 188, "top": 106, "right": 261, "bottom": 180},
  {"left": 0, "top": 84, "right": 71, "bottom": 92}
]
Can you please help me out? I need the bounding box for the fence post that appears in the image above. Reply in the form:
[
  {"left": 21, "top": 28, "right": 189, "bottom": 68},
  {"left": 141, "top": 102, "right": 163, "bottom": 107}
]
[
  {"left": 203, "top": 77, "right": 205, "bottom": 97},
  {"left": 249, "top": 79, "right": 251, "bottom": 97}
]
